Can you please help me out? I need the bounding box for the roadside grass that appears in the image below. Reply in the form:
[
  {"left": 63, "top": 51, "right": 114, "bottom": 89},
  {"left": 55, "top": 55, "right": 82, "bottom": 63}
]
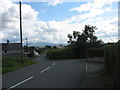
[
  {"left": 99, "top": 67, "right": 119, "bottom": 88},
  {"left": 2, "top": 56, "right": 37, "bottom": 74}
]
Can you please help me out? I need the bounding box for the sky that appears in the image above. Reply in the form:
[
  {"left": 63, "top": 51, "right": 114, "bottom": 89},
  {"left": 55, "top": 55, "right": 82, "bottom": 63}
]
[{"left": 0, "top": 0, "right": 119, "bottom": 47}]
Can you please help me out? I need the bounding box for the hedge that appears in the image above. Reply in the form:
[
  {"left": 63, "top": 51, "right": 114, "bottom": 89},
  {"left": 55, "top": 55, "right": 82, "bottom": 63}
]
[
  {"left": 46, "top": 47, "right": 77, "bottom": 60},
  {"left": 104, "top": 41, "right": 120, "bottom": 88},
  {"left": 86, "top": 48, "right": 104, "bottom": 58}
]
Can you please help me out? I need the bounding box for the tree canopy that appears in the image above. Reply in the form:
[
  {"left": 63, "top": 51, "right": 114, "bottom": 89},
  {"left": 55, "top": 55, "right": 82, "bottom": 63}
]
[{"left": 67, "top": 24, "right": 104, "bottom": 58}]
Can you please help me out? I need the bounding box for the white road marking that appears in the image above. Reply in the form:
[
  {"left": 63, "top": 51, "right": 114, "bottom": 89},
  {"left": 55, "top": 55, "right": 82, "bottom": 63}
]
[
  {"left": 41, "top": 67, "right": 51, "bottom": 73},
  {"left": 85, "top": 62, "right": 88, "bottom": 71},
  {"left": 7, "top": 63, "right": 54, "bottom": 89},
  {"left": 7, "top": 76, "right": 34, "bottom": 90},
  {"left": 52, "top": 62, "right": 55, "bottom": 65}
]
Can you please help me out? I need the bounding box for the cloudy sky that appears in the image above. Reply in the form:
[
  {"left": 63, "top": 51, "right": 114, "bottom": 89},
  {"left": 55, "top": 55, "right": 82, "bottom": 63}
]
[{"left": 0, "top": 0, "right": 119, "bottom": 46}]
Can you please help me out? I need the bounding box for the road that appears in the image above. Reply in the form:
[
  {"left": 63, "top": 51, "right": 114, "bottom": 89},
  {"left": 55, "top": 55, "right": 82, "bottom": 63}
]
[{"left": 2, "top": 55, "right": 105, "bottom": 89}]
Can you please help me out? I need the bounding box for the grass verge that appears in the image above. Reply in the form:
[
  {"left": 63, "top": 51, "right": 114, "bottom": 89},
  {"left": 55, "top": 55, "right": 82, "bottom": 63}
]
[
  {"left": 99, "top": 67, "right": 119, "bottom": 88},
  {"left": 2, "top": 56, "right": 37, "bottom": 74}
]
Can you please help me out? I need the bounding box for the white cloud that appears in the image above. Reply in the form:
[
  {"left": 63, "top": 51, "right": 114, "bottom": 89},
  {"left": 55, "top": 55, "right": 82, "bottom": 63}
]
[
  {"left": 0, "top": 0, "right": 40, "bottom": 44},
  {"left": 0, "top": 0, "right": 71, "bottom": 45},
  {"left": 69, "top": 0, "right": 118, "bottom": 43},
  {"left": 0, "top": 0, "right": 119, "bottom": 46},
  {"left": 48, "top": 0, "right": 63, "bottom": 6},
  {"left": 70, "top": 3, "right": 93, "bottom": 12},
  {"left": 101, "top": 37, "right": 118, "bottom": 43}
]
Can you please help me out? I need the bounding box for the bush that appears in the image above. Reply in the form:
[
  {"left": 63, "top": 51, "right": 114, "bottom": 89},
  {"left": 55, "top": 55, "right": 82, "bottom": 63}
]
[
  {"left": 35, "top": 47, "right": 45, "bottom": 54},
  {"left": 46, "top": 47, "right": 77, "bottom": 60},
  {"left": 104, "top": 41, "right": 120, "bottom": 88},
  {"left": 86, "top": 48, "right": 104, "bottom": 58}
]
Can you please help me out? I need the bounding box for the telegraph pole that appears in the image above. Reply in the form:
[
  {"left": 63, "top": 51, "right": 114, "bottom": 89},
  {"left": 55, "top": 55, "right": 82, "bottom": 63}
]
[
  {"left": 19, "top": 1, "right": 24, "bottom": 63},
  {"left": 26, "top": 38, "right": 28, "bottom": 53},
  {"left": 26, "top": 38, "right": 28, "bottom": 47}
]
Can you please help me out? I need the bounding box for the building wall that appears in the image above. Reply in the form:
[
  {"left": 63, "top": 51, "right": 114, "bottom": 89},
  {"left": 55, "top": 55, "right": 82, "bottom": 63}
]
[
  {"left": 2, "top": 50, "right": 21, "bottom": 54},
  {"left": 56, "top": 46, "right": 64, "bottom": 49}
]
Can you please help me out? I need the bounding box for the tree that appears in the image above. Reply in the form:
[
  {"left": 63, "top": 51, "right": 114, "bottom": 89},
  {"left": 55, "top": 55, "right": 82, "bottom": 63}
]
[
  {"left": 67, "top": 24, "right": 103, "bottom": 58},
  {"left": 67, "top": 34, "right": 73, "bottom": 44},
  {"left": 45, "top": 45, "right": 51, "bottom": 49},
  {"left": 67, "top": 31, "right": 80, "bottom": 45},
  {"left": 73, "top": 31, "right": 80, "bottom": 39},
  {"left": 83, "top": 25, "right": 97, "bottom": 43},
  {"left": 53, "top": 46, "right": 57, "bottom": 49}
]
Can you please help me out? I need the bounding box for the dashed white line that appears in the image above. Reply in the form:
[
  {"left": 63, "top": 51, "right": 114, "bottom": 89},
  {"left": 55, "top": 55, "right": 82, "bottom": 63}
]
[
  {"left": 7, "top": 62, "right": 55, "bottom": 89},
  {"left": 7, "top": 76, "right": 34, "bottom": 90},
  {"left": 52, "top": 62, "right": 55, "bottom": 65},
  {"left": 41, "top": 67, "right": 51, "bottom": 73},
  {"left": 85, "top": 62, "right": 88, "bottom": 71}
]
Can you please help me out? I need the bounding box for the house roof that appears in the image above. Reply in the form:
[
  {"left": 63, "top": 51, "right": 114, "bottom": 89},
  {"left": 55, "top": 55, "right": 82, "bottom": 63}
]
[{"left": 0, "top": 43, "right": 21, "bottom": 51}]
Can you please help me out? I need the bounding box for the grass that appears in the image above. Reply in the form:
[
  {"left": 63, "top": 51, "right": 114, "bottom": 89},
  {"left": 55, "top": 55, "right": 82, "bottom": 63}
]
[
  {"left": 2, "top": 56, "right": 37, "bottom": 74},
  {"left": 99, "top": 67, "right": 119, "bottom": 88}
]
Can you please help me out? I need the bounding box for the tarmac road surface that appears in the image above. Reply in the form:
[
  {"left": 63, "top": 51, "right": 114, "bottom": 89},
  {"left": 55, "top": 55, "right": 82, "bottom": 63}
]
[{"left": 2, "top": 55, "right": 105, "bottom": 89}]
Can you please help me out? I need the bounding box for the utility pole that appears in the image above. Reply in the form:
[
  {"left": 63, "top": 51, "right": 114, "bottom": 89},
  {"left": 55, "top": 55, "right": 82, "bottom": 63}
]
[
  {"left": 26, "top": 38, "right": 28, "bottom": 47},
  {"left": 19, "top": 1, "right": 24, "bottom": 63},
  {"left": 26, "top": 37, "right": 28, "bottom": 53}
]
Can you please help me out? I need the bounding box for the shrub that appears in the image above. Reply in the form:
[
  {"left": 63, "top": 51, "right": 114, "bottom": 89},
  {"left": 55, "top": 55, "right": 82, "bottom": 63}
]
[
  {"left": 86, "top": 48, "right": 104, "bottom": 58},
  {"left": 35, "top": 47, "right": 45, "bottom": 54},
  {"left": 46, "top": 47, "right": 77, "bottom": 60},
  {"left": 104, "top": 41, "right": 120, "bottom": 88}
]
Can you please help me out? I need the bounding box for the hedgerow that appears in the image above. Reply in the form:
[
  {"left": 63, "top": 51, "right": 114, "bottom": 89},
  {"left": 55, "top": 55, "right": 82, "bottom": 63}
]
[
  {"left": 46, "top": 47, "right": 77, "bottom": 60},
  {"left": 104, "top": 41, "right": 120, "bottom": 88}
]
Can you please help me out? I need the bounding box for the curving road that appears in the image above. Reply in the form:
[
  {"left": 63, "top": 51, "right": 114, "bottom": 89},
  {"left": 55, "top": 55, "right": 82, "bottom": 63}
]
[{"left": 2, "top": 55, "right": 105, "bottom": 89}]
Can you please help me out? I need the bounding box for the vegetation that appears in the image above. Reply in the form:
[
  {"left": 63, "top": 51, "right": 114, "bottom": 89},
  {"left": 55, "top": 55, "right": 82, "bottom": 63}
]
[
  {"left": 45, "top": 45, "right": 52, "bottom": 49},
  {"left": 100, "top": 67, "right": 119, "bottom": 88},
  {"left": 46, "top": 47, "right": 77, "bottom": 60},
  {"left": 86, "top": 48, "right": 104, "bottom": 58},
  {"left": 67, "top": 25, "right": 104, "bottom": 58},
  {"left": 2, "top": 56, "right": 37, "bottom": 73},
  {"left": 46, "top": 24, "right": 120, "bottom": 88},
  {"left": 46, "top": 24, "right": 104, "bottom": 60},
  {"left": 102, "top": 40, "right": 120, "bottom": 88},
  {"left": 24, "top": 46, "right": 36, "bottom": 57},
  {"left": 35, "top": 47, "right": 46, "bottom": 54}
]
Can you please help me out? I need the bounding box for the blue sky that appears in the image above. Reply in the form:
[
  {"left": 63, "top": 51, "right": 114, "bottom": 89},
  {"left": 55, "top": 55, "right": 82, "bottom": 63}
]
[
  {"left": 0, "top": 0, "right": 119, "bottom": 46},
  {"left": 21, "top": 2, "right": 84, "bottom": 21}
]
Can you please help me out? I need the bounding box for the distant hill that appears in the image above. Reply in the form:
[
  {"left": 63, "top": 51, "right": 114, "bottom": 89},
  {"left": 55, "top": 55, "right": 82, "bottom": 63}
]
[{"left": 25, "top": 42, "right": 68, "bottom": 47}]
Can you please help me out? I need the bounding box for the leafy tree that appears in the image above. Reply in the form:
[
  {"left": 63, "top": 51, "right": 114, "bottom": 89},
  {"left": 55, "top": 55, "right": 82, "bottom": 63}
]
[
  {"left": 67, "top": 31, "right": 81, "bottom": 45},
  {"left": 53, "top": 46, "right": 57, "bottom": 49},
  {"left": 45, "top": 45, "right": 51, "bottom": 49},
  {"left": 67, "top": 24, "right": 104, "bottom": 58},
  {"left": 73, "top": 31, "right": 80, "bottom": 39},
  {"left": 67, "top": 34, "right": 73, "bottom": 44}
]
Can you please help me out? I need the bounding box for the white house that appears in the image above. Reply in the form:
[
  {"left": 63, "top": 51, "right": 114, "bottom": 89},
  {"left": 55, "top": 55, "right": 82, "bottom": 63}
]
[
  {"left": 0, "top": 41, "right": 21, "bottom": 54},
  {"left": 56, "top": 45, "right": 64, "bottom": 49}
]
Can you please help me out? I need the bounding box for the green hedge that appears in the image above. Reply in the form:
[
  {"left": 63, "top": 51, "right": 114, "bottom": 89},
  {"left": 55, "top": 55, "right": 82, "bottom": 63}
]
[
  {"left": 104, "top": 41, "right": 120, "bottom": 88},
  {"left": 46, "top": 47, "right": 77, "bottom": 60},
  {"left": 86, "top": 48, "right": 104, "bottom": 58}
]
